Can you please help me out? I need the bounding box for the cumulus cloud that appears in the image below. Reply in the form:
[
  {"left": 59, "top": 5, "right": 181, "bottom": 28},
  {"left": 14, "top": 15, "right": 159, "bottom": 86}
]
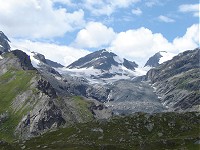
[
  {"left": 80, "top": 0, "right": 141, "bottom": 16},
  {"left": 132, "top": 8, "right": 142, "bottom": 16},
  {"left": 109, "top": 27, "right": 174, "bottom": 65},
  {"left": 73, "top": 22, "right": 116, "bottom": 48},
  {"left": 179, "top": 4, "right": 199, "bottom": 17},
  {"left": 0, "top": 0, "right": 85, "bottom": 39},
  {"left": 109, "top": 24, "right": 199, "bottom": 66},
  {"left": 173, "top": 24, "right": 199, "bottom": 52},
  {"left": 158, "top": 15, "right": 175, "bottom": 23},
  {"left": 11, "top": 39, "right": 90, "bottom": 66},
  {"left": 9, "top": 24, "right": 199, "bottom": 67}
]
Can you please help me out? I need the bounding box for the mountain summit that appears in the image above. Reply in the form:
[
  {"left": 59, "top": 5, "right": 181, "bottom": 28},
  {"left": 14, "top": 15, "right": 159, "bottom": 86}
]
[
  {"left": 63, "top": 49, "right": 138, "bottom": 81},
  {"left": 67, "top": 49, "right": 138, "bottom": 70}
]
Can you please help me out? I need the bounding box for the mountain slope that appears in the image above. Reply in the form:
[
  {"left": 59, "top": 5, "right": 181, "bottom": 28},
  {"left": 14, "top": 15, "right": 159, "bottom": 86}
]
[
  {"left": 0, "top": 50, "right": 111, "bottom": 142},
  {"left": 105, "top": 80, "right": 166, "bottom": 114},
  {"left": 146, "top": 48, "right": 200, "bottom": 111}
]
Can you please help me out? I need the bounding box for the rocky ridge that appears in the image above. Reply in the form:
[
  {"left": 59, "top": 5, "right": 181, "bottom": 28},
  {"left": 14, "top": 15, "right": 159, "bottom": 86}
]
[{"left": 146, "top": 48, "right": 200, "bottom": 111}]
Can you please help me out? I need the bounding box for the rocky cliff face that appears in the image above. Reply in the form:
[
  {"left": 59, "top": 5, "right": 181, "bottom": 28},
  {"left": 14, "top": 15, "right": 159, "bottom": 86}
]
[
  {"left": 0, "top": 50, "right": 35, "bottom": 76},
  {"left": 0, "top": 31, "right": 10, "bottom": 54},
  {"left": 146, "top": 48, "right": 200, "bottom": 111},
  {"left": 144, "top": 52, "right": 162, "bottom": 67}
]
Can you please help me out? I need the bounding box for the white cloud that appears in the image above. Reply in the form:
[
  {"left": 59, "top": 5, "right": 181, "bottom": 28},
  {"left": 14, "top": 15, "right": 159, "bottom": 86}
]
[
  {"left": 52, "top": 0, "right": 73, "bottom": 6},
  {"left": 109, "top": 0, "right": 141, "bottom": 8},
  {"left": 109, "top": 27, "right": 174, "bottom": 65},
  {"left": 73, "top": 22, "right": 116, "bottom": 48},
  {"left": 11, "top": 39, "right": 90, "bottom": 66},
  {"left": 0, "top": 0, "right": 85, "bottom": 39},
  {"left": 173, "top": 24, "right": 199, "bottom": 52},
  {"left": 9, "top": 24, "right": 199, "bottom": 67},
  {"left": 81, "top": 0, "right": 140, "bottom": 16},
  {"left": 109, "top": 24, "right": 199, "bottom": 66},
  {"left": 158, "top": 15, "right": 175, "bottom": 23},
  {"left": 179, "top": 4, "right": 199, "bottom": 17},
  {"left": 132, "top": 8, "right": 142, "bottom": 16}
]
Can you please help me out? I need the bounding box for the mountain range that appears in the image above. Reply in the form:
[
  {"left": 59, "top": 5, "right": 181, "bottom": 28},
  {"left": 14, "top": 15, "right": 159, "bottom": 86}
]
[{"left": 0, "top": 31, "right": 199, "bottom": 149}]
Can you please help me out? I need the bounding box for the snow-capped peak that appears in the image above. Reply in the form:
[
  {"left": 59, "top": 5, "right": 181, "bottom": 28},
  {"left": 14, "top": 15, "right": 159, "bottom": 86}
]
[{"left": 56, "top": 49, "right": 139, "bottom": 83}]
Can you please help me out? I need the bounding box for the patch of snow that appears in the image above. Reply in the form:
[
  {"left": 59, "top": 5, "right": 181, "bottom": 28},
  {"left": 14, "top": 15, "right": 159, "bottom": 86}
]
[
  {"left": 57, "top": 65, "right": 135, "bottom": 84},
  {"left": 0, "top": 55, "right": 3, "bottom": 59},
  {"left": 113, "top": 56, "right": 124, "bottom": 64},
  {"left": 57, "top": 62, "right": 152, "bottom": 84},
  {"left": 24, "top": 50, "right": 40, "bottom": 68},
  {"left": 0, "top": 45, "right": 3, "bottom": 48},
  {"left": 109, "top": 65, "right": 121, "bottom": 73},
  {"left": 104, "top": 74, "right": 130, "bottom": 82},
  {"left": 109, "top": 65, "right": 136, "bottom": 78},
  {"left": 159, "top": 51, "right": 175, "bottom": 64},
  {"left": 101, "top": 49, "right": 107, "bottom": 53},
  {"left": 134, "top": 66, "right": 152, "bottom": 76},
  {"left": 57, "top": 67, "right": 101, "bottom": 78},
  {"left": 55, "top": 76, "right": 62, "bottom": 80}
]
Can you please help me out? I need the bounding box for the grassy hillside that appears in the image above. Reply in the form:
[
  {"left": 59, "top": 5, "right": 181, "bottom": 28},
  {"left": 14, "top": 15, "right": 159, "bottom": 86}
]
[
  {"left": 12, "top": 112, "right": 199, "bottom": 150},
  {"left": 72, "top": 96, "right": 94, "bottom": 122},
  {"left": 0, "top": 69, "right": 36, "bottom": 142}
]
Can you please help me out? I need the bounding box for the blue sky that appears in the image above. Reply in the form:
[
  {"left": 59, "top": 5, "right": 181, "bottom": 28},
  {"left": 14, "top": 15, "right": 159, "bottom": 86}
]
[
  {"left": 55, "top": 0, "right": 198, "bottom": 44},
  {"left": 0, "top": 0, "right": 199, "bottom": 66}
]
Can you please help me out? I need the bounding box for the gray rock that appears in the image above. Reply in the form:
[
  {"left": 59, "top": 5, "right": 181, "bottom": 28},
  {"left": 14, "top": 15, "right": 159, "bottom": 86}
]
[
  {"left": 104, "top": 80, "right": 166, "bottom": 114},
  {"left": 145, "top": 48, "right": 200, "bottom": 111},
  {"left": 145, "top": 123, "right": 154, "bottom": 132},
  {"left": 0, "top": 112, "right": 9, "bottom": 124},
  {"left": 0, "top": 31, "right": 10, "bottom": 54}
]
